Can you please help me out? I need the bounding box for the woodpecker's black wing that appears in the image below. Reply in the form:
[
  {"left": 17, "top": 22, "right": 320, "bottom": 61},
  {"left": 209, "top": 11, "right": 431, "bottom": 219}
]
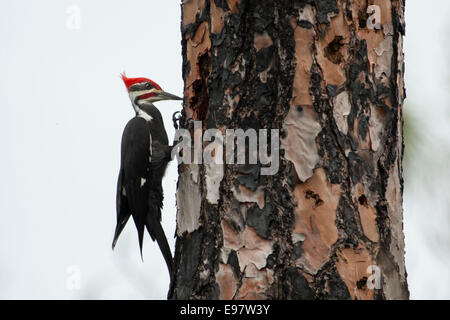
[
  {"left": 112, "top": 167, "right": 130, "bottom": 249},
  {"left": 120, "top": 117, "right": 152, "bottom": 256},
  {"left": 112, "top": 116, "right": 173, "bottom": 275}
]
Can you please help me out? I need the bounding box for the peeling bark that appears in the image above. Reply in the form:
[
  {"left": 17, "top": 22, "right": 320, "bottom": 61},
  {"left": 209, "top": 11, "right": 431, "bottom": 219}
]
[{"left": 171, "top": 0, "right": 408, "bottom": 300}]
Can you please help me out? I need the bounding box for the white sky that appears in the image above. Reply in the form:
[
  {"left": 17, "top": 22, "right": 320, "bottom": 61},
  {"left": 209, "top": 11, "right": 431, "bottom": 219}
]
[
  {"left": 0, "top": 1, "right": 448, "bottom": 299},
  {"left": 402, "top": 0, "right": 450, "bottom": 300}
]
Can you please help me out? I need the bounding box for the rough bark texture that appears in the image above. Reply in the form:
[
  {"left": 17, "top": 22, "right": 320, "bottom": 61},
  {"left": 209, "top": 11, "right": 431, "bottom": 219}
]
[{"left": 171, "top": 0, "right": 408, "bottom": 300}]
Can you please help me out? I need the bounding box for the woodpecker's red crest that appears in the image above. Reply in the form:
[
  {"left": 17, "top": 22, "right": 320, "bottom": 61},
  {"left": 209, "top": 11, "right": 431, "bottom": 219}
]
[
  {"left": 121, "top": 72, "right": 162, "bottom": 91},
  {"left": 121, "top": 72, "right": 182, "bottom": 105}
]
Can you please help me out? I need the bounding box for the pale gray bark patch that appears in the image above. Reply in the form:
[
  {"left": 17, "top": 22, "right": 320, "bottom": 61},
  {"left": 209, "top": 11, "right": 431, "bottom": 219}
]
[
  {"left": 176, "top": 164, "right": 202, "bottom": 236},
  {"left": 332, "top": 91, "right": 351, "bottom": 135},
  {"left": 374, "top": 36, "right": 393, "bottom": 78},
  {"left": 205, "top": 162, "right": 224, "bottom": 204},
  {"left": 282, "top": 106, "right": 321, "bottom": 182},
  {"left": 232, "top": 185, "right": 265, "bottom": 209}
]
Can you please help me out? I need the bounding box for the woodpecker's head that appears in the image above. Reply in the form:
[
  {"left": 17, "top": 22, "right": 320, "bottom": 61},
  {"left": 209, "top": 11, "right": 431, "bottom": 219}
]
[{"left": 121, "top": 72, "right": 182, "bottom": 107}]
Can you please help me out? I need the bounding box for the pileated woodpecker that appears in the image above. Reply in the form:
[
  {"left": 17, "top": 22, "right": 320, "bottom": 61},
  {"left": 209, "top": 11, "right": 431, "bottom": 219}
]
[{"left": 112, "top": 73, "right": 182, "bottom": 277}]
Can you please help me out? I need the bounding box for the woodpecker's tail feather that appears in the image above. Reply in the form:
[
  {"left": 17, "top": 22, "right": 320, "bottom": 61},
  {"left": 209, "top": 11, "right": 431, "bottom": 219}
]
[
  {"left": 112, "top": 216, "right": 130, "bottom": 250},
  {"left": 113, "top": 169, "right": 132, "bottom": 250},
  {"left": 134, "top": 214, "right": 146, "bottom": 261},
  {"left": 124, "top": 179, "right": 147, "bottom": 260},
  {"left": 146, "top": 212, "right": 173, "bottom": 277}
]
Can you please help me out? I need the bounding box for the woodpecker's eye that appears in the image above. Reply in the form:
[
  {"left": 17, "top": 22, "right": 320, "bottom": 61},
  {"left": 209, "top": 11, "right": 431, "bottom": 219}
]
[{"left": 146, "top": 82, "right": 153, "bottom": 89}]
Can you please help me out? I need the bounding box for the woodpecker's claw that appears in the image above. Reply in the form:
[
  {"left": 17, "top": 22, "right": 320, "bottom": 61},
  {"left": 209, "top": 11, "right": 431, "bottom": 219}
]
[
  {"left": 172, "top": 110, "right": 194, "bottom": 130},
  {"left": 185, "top": 118, "right": 195, "bottom": 131},
  {"left": 172, "top": 111, "right": 182, "bottom": 130}
]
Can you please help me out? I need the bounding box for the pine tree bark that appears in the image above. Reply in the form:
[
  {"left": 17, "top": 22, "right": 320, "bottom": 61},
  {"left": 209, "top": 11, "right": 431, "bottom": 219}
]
[{"left": 170, "top": 0, "right": 408, "bottom": 300}]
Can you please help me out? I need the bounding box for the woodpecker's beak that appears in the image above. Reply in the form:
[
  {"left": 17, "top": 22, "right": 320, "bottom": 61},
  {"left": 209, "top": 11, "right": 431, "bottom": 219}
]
[
  {"left": 138, "top": 89, "right": 183, "bottom": 104},
  {"left": 156, "top": 90, "right": 183, "bottom": 101}
]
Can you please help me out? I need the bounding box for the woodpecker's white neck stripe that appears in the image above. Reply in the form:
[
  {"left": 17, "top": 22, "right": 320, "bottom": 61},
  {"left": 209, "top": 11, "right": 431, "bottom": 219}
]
[
  {"left": 137, "top": 110, "right": 152, "bottom": 122},
  {"left": 129, "top": 91, "right": 153, "bottom": 122}
]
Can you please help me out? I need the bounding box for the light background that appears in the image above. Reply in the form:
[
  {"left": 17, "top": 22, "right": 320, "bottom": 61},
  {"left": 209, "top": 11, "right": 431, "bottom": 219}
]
[{"left": 0, "top": 1, "right": 448, "bottom": 299}]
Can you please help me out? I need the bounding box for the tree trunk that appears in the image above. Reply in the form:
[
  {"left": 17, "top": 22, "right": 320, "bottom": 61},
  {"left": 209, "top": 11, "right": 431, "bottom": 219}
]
[{"left": 170, "top": 0, "right": 408, "bottom": 300}]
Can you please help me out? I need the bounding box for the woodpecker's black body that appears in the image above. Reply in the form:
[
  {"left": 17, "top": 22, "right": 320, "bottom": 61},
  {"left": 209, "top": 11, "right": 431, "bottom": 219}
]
[{"left": 113, "top": 75, "right": 182, "bottom": 278}]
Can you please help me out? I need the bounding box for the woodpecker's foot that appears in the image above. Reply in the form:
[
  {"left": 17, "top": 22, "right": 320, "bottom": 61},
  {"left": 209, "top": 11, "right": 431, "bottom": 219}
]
[
  {"left": 172, "top": 111, "right": 182, "bottom": 130},
  {"left": 185, "top": 117, "right": 195, "bottom": 130}
]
